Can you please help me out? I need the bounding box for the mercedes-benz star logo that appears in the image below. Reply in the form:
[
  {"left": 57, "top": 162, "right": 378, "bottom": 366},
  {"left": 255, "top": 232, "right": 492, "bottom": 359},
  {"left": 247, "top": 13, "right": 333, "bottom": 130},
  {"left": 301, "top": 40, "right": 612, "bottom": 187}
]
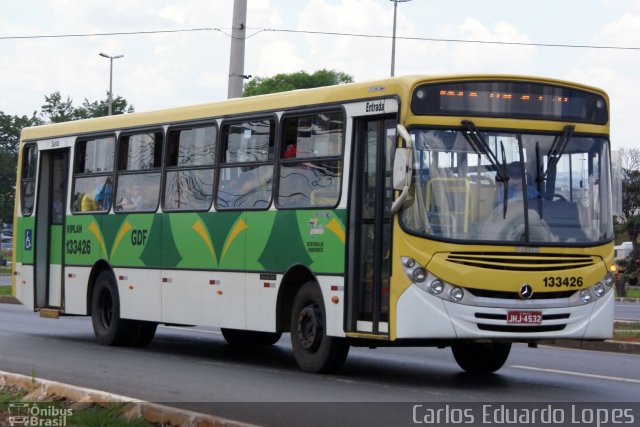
[{"left": 519, "top": 284, "right": 533, "bottom": 299}]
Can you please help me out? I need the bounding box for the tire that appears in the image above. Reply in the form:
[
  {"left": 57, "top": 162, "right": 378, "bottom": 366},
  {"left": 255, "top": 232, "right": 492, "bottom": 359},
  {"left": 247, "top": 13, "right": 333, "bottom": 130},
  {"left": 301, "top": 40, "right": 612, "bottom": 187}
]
[
  {"left": 91, "top": 270, "right": 133, "bottom": 346},
  {"left": 451, "top": 342, "right": 512, "bottom": 374},
  {"left": 127, "top": 320, "right": 158, "bottom": 347},
  {"left": 221, "top": 328, "right": 282, "bottom": 346},
  {"left": 290, "top": 282, "right": 349, "bottom": 373}
]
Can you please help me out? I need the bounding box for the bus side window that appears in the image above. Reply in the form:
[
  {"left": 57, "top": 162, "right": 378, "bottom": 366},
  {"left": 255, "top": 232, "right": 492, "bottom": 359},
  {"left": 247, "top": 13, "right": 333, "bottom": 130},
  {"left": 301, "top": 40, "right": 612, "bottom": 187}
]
[
  {"left": 216, "top": 118, "right": 275, "bottom": 210},
  {"left": 20, "top": 144, "right": 38, "bottom": 216},
  {"left": 163, "top": 124, "right": 216, "bottom": 212},
  {"left": 276, "top": 111, "right": 344, "bottom": 209},
  {"left": 115, "top": 131, "right": 163, "bottom": 213},
  {"left": 72, "top": 136, "right": 115, "bottom": 214}
]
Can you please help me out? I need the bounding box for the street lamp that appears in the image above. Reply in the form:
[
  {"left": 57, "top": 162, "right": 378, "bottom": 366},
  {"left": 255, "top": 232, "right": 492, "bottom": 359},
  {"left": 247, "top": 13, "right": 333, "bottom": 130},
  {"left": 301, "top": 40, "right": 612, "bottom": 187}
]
[
  {"left": 390, "top": 0, "right": 411, "bottom": 77},
  {"left": 99, "top": 52, "right": 124, "bottom": 115}
]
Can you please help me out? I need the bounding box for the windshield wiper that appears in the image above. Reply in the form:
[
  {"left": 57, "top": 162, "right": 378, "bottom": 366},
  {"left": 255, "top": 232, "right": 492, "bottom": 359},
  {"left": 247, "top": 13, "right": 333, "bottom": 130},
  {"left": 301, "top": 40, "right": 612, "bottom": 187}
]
[
  {"left": 544, "top": 125, "right": 575, "bottom": 180},
  {"left": 461, "top": 120, "right": 510, "bottom": 218}
]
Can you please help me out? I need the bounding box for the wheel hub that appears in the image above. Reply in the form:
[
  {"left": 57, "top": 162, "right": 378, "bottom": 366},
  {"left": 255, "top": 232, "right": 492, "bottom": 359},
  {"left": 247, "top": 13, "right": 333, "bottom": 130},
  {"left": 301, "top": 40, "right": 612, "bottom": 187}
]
[{"left": 297, "top": 304, "right": 323, "bottom": 351}]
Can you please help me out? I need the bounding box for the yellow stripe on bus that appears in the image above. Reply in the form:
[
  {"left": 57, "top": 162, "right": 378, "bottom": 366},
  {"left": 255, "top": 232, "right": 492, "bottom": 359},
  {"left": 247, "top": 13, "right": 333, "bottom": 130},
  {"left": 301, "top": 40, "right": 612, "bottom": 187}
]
[
  {"left": 192, "top": 219, "right": 217, "bottom": 265},
  {"left": 221, "top": 218, "right": 248, "bottom": 263},
  {"left": 88, "top": 221, "right": 108, "bottom": 259},
  {"left": 110, "top": 220, "right": 132, "bottom": 260}
]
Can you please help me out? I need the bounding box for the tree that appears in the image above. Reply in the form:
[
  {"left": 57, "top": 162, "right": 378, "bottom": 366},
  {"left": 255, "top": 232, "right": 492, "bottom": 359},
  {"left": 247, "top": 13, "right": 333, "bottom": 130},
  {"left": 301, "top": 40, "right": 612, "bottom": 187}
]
[
  {"left": 74, "top": 93, "right": 135, "bottom": 119},
  {"left": 40, "top": 91, "right": 75, "bottom": 123},
  {"left": 620, "top": 147, "right": 640, "bottom": 220},
  {"left": 242, "top": 69, "right": 353, "bottom": 97},
  {"left": 40, "top": 91, "right": 134, "bottom": 123}
]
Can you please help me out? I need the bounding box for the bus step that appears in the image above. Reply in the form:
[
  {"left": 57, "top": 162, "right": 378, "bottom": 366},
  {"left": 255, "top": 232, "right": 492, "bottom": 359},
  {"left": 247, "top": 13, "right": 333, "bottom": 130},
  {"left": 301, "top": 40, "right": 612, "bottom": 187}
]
[{"left": 39, "top": 309, "right": 60, "bottom": 319}]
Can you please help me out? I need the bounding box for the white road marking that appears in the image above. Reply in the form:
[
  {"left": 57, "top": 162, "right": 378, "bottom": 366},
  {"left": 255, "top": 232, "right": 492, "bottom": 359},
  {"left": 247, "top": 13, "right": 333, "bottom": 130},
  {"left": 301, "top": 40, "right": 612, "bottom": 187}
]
[{"left": 511, "top": 365, "right": 640, "bottom": 384}]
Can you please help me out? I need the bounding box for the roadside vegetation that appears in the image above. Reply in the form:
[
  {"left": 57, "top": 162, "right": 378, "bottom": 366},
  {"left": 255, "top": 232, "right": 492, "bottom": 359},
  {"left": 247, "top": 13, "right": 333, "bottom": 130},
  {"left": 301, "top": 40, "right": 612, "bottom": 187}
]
[
  {"left": 613, "top": 321, "right": 640, "bottom": 342},
  {"left": 0, "top": 385, "right": 152, "bottom": 427}
]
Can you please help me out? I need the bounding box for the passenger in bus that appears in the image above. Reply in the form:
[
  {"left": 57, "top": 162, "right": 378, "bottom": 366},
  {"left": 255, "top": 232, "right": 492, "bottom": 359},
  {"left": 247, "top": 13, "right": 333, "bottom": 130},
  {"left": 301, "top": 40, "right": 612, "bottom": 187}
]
[
  {"left": 94, "top": 177, "right": 113, "bottom": 211},
  {"left": 81, "top": 192, "right": 96, "bottom": 211},
  {"left": 497, "top": 162, "right": 538, "bottom": 203},
  {"left": 283, "top": 144, "right": 297, "bottom": 158}
]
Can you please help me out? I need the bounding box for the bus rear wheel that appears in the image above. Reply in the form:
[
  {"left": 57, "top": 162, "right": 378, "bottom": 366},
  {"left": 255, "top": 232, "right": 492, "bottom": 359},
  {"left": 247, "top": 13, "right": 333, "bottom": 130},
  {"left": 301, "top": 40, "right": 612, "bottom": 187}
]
[
  {"left": 451, "top": 342, "right": 511, "bottom": 374},
  {"left": 91, "top": 271, "right": 131, "bottom": 346},
  {"left": 290, "top": 282, "right": 349, "bottom": 373},
  {"left": 91, "top": 271, "right": 158, "bottom": 347},
  {"left": 221, "top": 328, "right": 282, "bottom": 346}
]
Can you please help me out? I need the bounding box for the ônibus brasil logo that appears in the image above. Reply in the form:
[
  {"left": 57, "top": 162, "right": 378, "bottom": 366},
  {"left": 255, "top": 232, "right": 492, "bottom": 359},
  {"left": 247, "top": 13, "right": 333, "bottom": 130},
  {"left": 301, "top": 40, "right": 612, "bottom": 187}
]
[{"left": 7, "top": 403, "right": 73, "bottom": 426}]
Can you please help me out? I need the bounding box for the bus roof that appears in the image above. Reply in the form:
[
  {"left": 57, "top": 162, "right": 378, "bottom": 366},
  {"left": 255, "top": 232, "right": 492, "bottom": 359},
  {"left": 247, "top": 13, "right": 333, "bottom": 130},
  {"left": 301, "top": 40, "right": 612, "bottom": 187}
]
[{"left": 20, "top": 74, "right": 609, "bottom": 142}]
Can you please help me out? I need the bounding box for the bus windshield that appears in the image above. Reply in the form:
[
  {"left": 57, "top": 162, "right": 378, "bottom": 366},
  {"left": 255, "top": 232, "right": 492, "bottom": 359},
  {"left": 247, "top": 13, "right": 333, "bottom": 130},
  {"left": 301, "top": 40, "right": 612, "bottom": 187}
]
[{"left": 400, "top": 127, "right": 613, "bottom": 245}]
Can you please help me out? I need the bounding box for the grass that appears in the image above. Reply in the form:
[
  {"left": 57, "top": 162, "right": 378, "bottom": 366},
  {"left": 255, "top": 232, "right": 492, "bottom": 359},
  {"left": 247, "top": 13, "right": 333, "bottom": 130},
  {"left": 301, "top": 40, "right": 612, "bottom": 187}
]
[
  {"left": 626, "top": 287, "right": 640, "bottom": 298},
  {"left": 0, "top": 286, "right": 11, "bottom": 296},
  {"left": 0, "top": 386, "right": 152, "bottom": 427},
  {"left": 613, "top": 321, "right": 640, "bottom": 342}
]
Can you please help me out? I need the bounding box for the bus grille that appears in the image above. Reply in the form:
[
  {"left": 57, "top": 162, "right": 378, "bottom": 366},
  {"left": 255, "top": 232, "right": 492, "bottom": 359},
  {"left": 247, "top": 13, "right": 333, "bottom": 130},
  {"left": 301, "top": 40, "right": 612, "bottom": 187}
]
[
  {"left": 477, "top": 324, "right": 566, "bottom": 333},
  {"left": 468, "top": 288, "right": 575, "bottom": 300},
  {"left": 446, "top": 252, "right": 594, "bottom": 271}
]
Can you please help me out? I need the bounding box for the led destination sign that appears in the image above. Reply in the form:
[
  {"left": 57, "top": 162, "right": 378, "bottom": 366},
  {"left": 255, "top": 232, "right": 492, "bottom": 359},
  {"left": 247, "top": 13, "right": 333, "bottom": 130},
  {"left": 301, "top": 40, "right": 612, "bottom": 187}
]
[{"left": 411, "top": 80, "right": 608, "bottom": 124}]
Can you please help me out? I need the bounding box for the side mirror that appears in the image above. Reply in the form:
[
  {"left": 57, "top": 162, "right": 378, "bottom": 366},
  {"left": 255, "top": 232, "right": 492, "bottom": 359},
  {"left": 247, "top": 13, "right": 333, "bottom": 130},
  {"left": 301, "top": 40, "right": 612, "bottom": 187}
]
[
  {"left": 393, "top": 147, "right": 412, "bottom": 191},
  {"left": 391, "top": 124, "right": 413, "bottom": 213}
]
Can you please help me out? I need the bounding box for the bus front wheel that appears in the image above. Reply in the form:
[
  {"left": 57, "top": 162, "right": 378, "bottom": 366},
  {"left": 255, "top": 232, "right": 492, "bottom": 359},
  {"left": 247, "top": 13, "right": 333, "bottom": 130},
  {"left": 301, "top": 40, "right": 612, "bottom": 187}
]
[
  {"left": 290, "top": 282, "right": 349, "bottom": 373},
  {"left": 451, "top": 342, "right": 511, "bottom": 374}
]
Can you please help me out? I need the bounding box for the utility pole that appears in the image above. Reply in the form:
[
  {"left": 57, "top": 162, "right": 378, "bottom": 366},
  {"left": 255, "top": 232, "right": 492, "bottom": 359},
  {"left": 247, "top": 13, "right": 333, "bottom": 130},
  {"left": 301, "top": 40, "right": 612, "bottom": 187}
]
[
  {"left": 227, "top": 0, "right": 248, "bottom": 98},
  {"left": 390, "top": 0, "right": 411, "bottom": 77}
]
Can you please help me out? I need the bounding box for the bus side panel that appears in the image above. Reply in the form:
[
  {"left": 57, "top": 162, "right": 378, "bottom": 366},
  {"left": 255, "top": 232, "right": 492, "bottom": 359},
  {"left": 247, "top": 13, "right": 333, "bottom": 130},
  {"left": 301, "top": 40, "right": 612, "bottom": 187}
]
[
  {"left": 160, "top": 212, "right": 247, "bottom": 328},
  {"left": 244, "top": 209, "right": 347, "bottom": 332},
  {"left": 63, "top": 266, "right": 90, "bottom": 315},
  {"left": 115, "top": 267, "right": 161, "bottom": 322},
  {"left": 318, "top": 276, "right": 345, "bottom": 337},
  {"left": 15, "top": 216, "right": 35, "bottom": 310},
  {"left": 161, "top": 270, "right": 246, "bottom": 328},
  {"left": 16, "top": 265, "right": 35, "bottom": 311}
]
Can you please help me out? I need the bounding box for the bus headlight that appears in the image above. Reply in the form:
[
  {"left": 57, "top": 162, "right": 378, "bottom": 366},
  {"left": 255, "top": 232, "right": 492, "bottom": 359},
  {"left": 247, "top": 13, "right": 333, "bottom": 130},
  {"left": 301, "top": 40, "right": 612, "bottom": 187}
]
[
  {"left": 603, "top": 272, "right": 615, "bottom": 287},
  {"left": 412, "top": 267, "right": 427, "bottom": 283},
  {"left": 593, "top": 282, "right": 606, "bottom": 297},
  {"left": 400, "top": 256, "right": 475, "bottom": 305},
  {"left": 580, "top": 289, "right": 593, "bottom": 304},
  {"left": 450, "top": 287, "right": 464, "bottom": 303},
  {"left": 403, "top": 258, "right": 416, "bottom": 268},
  {"left": 429, "top": 279, "right": 444, "bottom": 295}
]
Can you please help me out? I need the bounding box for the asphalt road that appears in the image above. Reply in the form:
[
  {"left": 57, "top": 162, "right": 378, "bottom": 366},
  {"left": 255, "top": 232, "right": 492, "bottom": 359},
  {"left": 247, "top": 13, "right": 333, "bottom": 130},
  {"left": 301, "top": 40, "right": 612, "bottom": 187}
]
[
  {"left": 615, "top": 301, "right": 640, "bottom": 321},
  {"left": 0, "top": 303, "right": 639, "bottom": 426}
]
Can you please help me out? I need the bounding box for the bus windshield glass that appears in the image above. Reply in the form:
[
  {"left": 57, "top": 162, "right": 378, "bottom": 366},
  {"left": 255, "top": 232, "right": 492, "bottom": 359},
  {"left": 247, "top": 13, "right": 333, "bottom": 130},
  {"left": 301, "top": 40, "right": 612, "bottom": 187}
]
[{"left": 400, "top": 128, "right": 613, "bottom": 245}]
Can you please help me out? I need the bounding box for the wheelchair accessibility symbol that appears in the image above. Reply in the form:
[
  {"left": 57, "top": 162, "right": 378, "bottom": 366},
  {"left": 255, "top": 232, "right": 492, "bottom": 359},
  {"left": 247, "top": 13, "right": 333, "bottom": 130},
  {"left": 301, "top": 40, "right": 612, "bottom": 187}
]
[{"left": 24, "top": 229, "right": 32, "bottom": 250}]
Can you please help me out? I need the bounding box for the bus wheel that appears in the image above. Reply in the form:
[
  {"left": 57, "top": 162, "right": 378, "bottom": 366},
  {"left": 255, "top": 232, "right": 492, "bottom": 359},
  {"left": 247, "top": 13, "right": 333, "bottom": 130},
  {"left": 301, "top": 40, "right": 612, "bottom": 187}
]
[
  {"left": 91, "top": 271, "right": 132, "bottom": 346},
  {"left": 290, "top": 282, "right": 349, "bottom": 373},
  {"left": 221, "top": 328, "right": 282, "bottom": 346},
  {"left": 451, "top": 342, "right": 511, "bottom": 374}
]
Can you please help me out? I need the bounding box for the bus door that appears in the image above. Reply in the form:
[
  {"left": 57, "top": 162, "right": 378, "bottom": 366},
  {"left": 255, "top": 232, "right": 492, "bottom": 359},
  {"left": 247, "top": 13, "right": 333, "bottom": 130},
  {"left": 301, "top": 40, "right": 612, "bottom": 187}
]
[
  {"left": 34, "top": 148, "right": 69, "bottom": 310},
  {"left": 347, "top": 116, "right": 396, "bottom": 335}
]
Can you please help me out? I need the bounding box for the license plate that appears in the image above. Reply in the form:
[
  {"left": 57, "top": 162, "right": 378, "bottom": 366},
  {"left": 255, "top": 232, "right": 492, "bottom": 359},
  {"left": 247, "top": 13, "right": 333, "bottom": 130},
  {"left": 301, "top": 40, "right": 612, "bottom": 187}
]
[{"left": 507, "top": 311, "right": 542, "bottom": 324}]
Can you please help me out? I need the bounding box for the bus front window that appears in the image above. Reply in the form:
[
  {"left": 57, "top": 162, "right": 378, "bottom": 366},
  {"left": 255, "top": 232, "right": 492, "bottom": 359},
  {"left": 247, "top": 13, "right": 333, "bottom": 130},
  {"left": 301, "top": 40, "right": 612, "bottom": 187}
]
[{"left": 400, "top": 128, "right": 613, "bottom": 245}]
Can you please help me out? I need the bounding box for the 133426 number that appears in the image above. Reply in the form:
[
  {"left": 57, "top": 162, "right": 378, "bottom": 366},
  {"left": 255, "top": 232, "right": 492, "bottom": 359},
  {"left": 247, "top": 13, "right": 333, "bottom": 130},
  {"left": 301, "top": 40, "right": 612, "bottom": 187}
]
[{"left": 543, "top": 276, "right": 583, "bottom": 288}]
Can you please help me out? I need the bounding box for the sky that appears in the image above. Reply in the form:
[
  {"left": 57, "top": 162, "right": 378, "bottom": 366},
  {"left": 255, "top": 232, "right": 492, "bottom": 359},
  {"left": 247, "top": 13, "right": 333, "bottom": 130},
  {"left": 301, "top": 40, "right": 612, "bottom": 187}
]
[{"left": 0, "top": 0, "right": 639, "bottom": 148}]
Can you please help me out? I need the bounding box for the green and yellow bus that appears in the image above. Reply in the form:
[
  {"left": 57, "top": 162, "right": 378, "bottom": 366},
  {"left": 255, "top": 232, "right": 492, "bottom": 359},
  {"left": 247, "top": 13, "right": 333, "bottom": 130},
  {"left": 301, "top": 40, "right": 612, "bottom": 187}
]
[{"left": 12, "top": 75, "right": 615, "bottom": 373}]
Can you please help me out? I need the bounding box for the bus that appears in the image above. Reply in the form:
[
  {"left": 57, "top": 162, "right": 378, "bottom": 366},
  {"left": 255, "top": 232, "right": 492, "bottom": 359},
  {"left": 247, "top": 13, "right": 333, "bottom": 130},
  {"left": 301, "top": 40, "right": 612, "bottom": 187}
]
[{"left": 12, "top": 75, "right": 615, "bottom": 374}]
